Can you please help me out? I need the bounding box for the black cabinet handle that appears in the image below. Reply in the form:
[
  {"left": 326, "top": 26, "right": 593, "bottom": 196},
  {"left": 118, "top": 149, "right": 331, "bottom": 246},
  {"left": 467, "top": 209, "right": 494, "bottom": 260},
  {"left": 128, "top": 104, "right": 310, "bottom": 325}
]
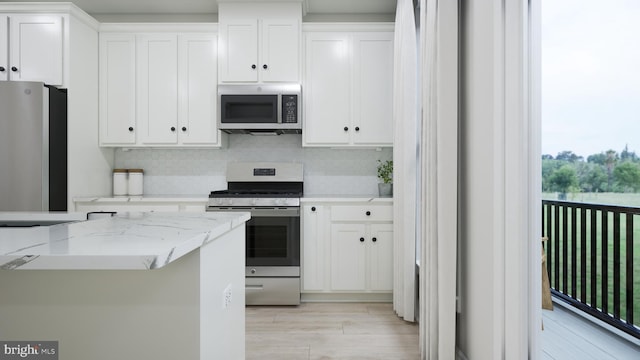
[
  {"left": 181, "top": 127, "right": 187, "bottom": 132},
  {"left": 263, "top": 64, "right": 268, "bottom": 69},
  {"left": 128, "top": 127, "right": 134, "bottom": 132},
  {"left": 171, "top": 127, "right": 176, "bottom": 132},
  {"left": 311, "top": 206, "right": 316, "bottom": 212},
  {"left": 366, "top": 211, "right": 371, "bottom": 216},
  {"left": 372, "top": 237, "right": 377, "bottom": 242},
  {"left": 360, "top": 237, "right": 365, "bottom": 242},
  {"left": 355, "top": 126, "right": 360, "bottom": 131},
  {"left": 0, "top": 66, "right": 5, "bottom": 72},
  {"left": 251, "top": 64, "right": 257, "bottom": 69},
  {"left": 344, "top": 127, "right": 349, "bottom": 131},
  {"left": 11, "top": 66, "right": 18, "bottom": 72}
]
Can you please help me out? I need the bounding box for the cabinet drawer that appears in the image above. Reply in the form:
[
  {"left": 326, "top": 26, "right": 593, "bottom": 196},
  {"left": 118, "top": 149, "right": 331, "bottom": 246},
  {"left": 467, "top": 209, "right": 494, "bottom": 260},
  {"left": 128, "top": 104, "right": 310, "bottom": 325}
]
[{"left": 330, "top": 205, "right": 392, "bottom": 222}]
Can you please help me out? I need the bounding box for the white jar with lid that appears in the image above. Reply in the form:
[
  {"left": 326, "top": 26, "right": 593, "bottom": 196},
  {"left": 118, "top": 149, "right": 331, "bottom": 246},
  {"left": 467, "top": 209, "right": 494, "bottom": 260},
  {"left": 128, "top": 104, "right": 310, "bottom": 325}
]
[
  {"left": 128, "top": 169, "right": 144, "bottom": 196},
  {"left": 113, "top": 169, "right": 128, "bottom": 196}
]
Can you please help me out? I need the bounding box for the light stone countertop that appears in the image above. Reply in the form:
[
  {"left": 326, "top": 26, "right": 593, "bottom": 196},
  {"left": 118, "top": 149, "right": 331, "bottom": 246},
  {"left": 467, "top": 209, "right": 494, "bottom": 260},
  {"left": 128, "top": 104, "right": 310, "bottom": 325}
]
[{"left": 0, "top": 211, "right": 250, "bottom": 270}]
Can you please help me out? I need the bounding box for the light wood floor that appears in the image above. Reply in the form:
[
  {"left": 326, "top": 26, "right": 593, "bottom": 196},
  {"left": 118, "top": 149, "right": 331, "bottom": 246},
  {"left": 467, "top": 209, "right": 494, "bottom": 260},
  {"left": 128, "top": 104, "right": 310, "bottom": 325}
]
[{"left": 246, "top": 302, "right": 420, "bottom": 360}]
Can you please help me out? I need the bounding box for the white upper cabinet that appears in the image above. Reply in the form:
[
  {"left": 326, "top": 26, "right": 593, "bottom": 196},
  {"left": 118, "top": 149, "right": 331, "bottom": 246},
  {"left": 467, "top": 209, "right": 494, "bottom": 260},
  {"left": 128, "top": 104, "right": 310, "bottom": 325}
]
[
  {"left": 218, "top": 2, "right": 301, "bottom": 83},
  {"left": 0, "top": 14, "right": 63, "bottom": 85},
  {"left": 219, "top": 20, "right": 258, "bottom": 82},
  {"left": 99, "top": 33, "right": 136, "bottom": 145},
  {"left": 351, "top": 32, "right": 394, "bottom": 146},
  {"left": 137, "top": 34, "right": 179, "bottom": 145},
  {"left": 303, "top": 32, "right": 351, "bottom": 145},
  {"left": 259, "top": 19, "right": 299, "bottom": 82},
  {"left": 99, "top": 26, "right": 221, "bottom": 148},
  {"left": 303, "top": 25, "right": 394, "bottom": 148},
  {"left": 219, "top": 18, "right": 299, "bottom": 83},
  {"left": 0, "top": 16, "right": 7, "bottom": 81},
  {"left": 178, "top": 34, "right": 219, "bottom": 146}
]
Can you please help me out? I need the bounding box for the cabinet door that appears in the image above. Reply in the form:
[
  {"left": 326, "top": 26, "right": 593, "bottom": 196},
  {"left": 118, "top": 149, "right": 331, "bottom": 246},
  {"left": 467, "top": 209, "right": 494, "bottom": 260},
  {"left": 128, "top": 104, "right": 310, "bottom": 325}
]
[
  {"left": 303, "top": 33, "right": 351, "bottom": 146},
  {"left": 302, "top": 205, "right": 327, "bottom": 291},
  {"left": 178, "top": 34, "right": 219, "bottom": 145},
  {"left": 330, "top": 223, "right": 366, "bottom": 291},
  {"left": 352, "top": 33, "right": 394, "bottom": 146},
  {"left": 0, "top": 16, "right": 7, "bottom": 81},
  {"left": 99, "top": 33, "right": 136, "bottom": 145},
  {"left": 219, "top": 21, "right": 258, "bottom": 82},
  {"left": 137, "top": 34, "right": 178, "bottom": 145},
  {"left": 8, "top": 15, "right": 63, "bottom": 85},
  {"left": 260, "top": 19, "right": 299, "bottom": 82},
  {"left": 368, "top": 224, "right": 394, "bottom": 291}
]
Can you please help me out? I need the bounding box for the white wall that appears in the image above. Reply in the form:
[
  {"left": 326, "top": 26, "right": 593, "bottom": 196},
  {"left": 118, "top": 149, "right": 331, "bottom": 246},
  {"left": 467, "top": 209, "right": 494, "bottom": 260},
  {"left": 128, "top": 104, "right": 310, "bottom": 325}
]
[
  {"left": 114, "top": 135, "right": 392, "bottom": 196},
  {"left": 67, "top": 11, "right": 115, "bottom": 208}
]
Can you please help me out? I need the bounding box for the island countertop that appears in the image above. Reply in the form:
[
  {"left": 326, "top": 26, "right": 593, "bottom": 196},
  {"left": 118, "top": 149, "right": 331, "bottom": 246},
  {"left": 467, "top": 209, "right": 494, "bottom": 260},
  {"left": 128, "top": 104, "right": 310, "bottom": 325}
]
[{"left": 0, "top": 212, "right": 250, "bottom": 270}]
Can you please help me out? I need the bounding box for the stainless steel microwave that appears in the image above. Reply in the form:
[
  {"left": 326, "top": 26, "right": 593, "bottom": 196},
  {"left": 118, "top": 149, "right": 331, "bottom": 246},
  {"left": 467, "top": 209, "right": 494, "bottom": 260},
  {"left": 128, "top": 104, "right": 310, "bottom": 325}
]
[{"left": 218, "top": 84, "right": 302, "bottom": 134}]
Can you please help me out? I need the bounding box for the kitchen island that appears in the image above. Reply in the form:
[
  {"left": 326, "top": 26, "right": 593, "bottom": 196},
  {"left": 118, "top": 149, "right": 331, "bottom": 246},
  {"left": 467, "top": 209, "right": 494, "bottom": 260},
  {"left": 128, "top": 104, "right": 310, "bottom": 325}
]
[{"left": 0, "top": 212, "right": 249, "bottom": 360}]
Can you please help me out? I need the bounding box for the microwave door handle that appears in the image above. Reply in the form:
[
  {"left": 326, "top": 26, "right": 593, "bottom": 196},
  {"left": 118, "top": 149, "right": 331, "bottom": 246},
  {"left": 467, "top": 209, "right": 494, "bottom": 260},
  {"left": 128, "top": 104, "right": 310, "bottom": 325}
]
[{"left": 277, "top": 93, "right": 282, "bottom": 124}]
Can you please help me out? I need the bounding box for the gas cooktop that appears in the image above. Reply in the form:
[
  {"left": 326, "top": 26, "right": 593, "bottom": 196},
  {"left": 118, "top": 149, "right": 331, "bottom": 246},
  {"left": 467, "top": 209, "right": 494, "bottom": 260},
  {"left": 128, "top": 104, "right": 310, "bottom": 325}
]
[{"left": 209, "top": 190, "right": 302, "bottom": 198}]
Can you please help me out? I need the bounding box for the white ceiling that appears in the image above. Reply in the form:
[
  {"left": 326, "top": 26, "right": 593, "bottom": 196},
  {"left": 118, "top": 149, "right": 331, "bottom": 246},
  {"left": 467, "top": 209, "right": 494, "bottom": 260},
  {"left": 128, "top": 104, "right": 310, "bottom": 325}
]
[{"left": 29, "top": 0, "right": 397, "bottom": 15}]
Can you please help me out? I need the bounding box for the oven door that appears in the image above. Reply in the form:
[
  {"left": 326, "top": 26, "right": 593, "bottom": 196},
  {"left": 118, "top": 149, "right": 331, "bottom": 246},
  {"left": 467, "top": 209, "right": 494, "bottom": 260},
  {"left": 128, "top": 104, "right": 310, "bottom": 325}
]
[
  {"left": 208, "top": 207, "right": 300, "bottom": 267},
  {"left": 245, "top": 207, "right": 300, "bottom": 267}
]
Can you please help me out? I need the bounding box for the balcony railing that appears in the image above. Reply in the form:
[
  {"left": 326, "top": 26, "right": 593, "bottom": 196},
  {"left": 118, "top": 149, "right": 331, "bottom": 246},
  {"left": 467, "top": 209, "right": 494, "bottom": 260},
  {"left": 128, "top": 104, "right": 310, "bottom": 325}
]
[{"left": 542, "top": 200, "right": 640, "bottom": 339}]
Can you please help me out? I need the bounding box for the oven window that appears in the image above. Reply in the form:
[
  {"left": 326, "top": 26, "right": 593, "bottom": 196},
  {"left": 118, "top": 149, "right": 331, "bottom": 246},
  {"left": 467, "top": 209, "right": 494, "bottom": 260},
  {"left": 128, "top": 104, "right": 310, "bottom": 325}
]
[
  {"left": 221, "top": 95, "right": 278, "bottom": 123},
  {"left": 246, "top": 216, "right": 300, "bottom": 266}
]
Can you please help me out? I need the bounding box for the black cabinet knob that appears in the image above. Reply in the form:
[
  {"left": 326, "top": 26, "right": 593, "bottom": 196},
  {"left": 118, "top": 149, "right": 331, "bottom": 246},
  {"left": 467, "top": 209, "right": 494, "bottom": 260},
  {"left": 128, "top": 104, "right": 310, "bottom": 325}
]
[
  {"left": 372, "top": 237, "right": 377, "bottom": 242},
  {"left": 343, "top": 127, "right": 349, "bottom": 131},
  {"left": 366, "top": 211, "right": 371, "bottom": 216},
  {"left": 181, "top": 127, "right": 187, "bottom": 132},
  {"left": 311, "top": 206, "right": 316, "bottom": 212},
  {"left": 251, "top": 64, "right": 257, "bottom": 69},
  {"left": 355, "top": 126, "right": 360, "bottom": 131},
  {"left": 263, "top": 64, "right": 268, "bottom": 69},
  {"left": 11, "top": 66, "right": 18, "bottom": 72},
  {"left": 128, "top": 127, "right": 134, "bottom": 132},
  {"left": 171, "top": 127, "right": 176, "bottom": 132},
  {"left": 360, "top": 237, "right": 365, "bottom": 242},
  {"left": 0, "top": 66, "right": 5, "bottom": 72}
]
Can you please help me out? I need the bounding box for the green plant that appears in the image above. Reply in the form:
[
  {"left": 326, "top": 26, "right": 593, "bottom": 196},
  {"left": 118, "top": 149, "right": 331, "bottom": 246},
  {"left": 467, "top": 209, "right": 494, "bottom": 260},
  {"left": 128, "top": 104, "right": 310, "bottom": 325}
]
[{"left": 377, "top": 160, "right": 393, "bottom": 184}]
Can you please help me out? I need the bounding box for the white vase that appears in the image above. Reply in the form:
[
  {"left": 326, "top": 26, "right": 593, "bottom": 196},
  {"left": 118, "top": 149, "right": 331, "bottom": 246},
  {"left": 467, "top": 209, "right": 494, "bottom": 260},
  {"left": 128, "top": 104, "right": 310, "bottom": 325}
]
[{"left": 378, "top": 183, "right": 393, "bottom": 197}]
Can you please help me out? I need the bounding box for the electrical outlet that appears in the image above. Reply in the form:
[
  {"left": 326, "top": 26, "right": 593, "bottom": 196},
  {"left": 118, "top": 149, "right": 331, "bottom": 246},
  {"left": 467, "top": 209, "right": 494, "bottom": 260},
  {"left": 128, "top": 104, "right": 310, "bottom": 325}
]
[{"left": 223, "top": 284, "right": 232, "bottom": 309}]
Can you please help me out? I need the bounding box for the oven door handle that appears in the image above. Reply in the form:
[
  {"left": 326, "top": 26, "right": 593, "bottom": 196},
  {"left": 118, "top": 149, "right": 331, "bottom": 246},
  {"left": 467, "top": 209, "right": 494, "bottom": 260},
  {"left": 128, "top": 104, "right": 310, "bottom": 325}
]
[{"left": 209, "top": 207, "right": 300, "bottom": 217}]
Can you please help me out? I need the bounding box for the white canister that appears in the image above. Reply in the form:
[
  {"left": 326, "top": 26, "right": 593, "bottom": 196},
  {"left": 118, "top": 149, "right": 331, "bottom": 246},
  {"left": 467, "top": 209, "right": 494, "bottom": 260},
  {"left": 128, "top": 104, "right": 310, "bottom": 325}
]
[
  {"left": 128, "top": 169, "right": 144, "bottom": 196},
  {"left": 113, "top": 169, "right": 128, "bottom": 196}
]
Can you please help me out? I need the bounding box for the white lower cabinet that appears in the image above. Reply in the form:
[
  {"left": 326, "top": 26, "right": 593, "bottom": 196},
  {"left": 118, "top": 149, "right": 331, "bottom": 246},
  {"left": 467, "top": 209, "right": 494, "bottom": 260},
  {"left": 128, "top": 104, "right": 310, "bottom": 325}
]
[{"left": 302, "top": 201, "right": 393, "bottom": 301}]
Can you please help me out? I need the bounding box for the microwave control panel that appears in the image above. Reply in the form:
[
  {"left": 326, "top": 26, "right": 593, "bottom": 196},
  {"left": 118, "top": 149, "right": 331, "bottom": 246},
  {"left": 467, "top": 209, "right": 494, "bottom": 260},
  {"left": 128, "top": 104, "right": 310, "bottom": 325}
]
[{"left": 281, "top": 95, "right": 298, "bottom": 124}]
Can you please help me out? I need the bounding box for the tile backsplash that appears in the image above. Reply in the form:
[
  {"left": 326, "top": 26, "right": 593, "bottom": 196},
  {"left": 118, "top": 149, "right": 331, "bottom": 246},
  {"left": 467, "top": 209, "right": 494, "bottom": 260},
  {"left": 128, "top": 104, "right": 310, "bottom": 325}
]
[{"left": 115, "top": 135, "right": 392, "bottom": 196}]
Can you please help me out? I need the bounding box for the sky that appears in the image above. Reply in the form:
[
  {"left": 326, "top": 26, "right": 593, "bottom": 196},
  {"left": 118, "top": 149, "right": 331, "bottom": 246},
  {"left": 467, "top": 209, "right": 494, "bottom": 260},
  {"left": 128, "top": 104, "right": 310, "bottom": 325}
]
[{"left": 542, "top": 0, "right": 640, "bottom": 159}]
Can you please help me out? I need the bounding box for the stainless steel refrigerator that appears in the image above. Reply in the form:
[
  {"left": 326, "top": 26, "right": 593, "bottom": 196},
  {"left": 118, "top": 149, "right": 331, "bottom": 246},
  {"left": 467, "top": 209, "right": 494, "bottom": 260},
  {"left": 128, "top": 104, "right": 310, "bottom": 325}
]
[{"left": 0, "top": 81, "right": 67, "bottom": 211}]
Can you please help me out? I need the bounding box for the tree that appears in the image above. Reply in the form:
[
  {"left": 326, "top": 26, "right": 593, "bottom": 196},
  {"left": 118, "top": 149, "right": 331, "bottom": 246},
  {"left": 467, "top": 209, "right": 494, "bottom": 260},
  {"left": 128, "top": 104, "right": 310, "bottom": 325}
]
[
  {"left": 620, "top": 144, "right": 639, "bottom": 163},
  {"left": 542, "top": 158, "right": 564, "bottom": 192},
  {"left": 578, "top": 163, "right": 607, "bottom": 192},
  {"left": 556, "top": 150, "right": 583, "bottom": 163},
  {"left": 613, "top": 162, "right": 640, "bottom": 192},
  {"left": 587, "top": 152, "right": 607, "bottom": 165},
  {"left": 548, "top": 165, "right": 578, "bottom": 195},
  {"left": 604, "top": 149, "right": 619, "bottom": 191}
]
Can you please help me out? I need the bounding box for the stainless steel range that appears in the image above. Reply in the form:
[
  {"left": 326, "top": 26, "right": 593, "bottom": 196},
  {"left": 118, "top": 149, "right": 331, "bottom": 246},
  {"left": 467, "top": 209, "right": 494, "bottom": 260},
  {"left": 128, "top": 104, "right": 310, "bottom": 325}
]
[{"left": 207, "top": 162, "right": 302, "bottom": 305}]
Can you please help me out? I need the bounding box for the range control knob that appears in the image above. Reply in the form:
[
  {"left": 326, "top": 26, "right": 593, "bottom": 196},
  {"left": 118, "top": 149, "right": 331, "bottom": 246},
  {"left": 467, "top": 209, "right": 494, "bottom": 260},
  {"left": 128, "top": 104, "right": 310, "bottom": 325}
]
[{"left": 250, "top": 268, "right": 257, "bottom": 274}]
